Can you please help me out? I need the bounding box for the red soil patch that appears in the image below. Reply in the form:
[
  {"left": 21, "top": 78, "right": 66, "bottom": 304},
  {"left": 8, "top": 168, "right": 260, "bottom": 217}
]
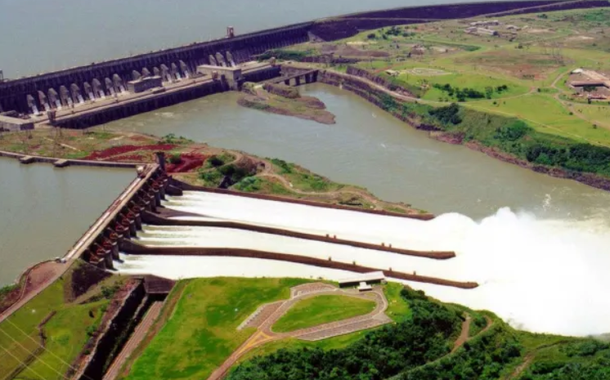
[
  {"left": 166, "top": 153, "right": 207, "bottom": 173},
  {"left": 83, "top": 144, "right": 175, "bottom": 160}
]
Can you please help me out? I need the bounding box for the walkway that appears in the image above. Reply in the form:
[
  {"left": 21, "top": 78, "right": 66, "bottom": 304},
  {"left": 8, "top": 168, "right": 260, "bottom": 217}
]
[
  {"left": 102, "top": 301, "right": 164, "bottom": 380},
  {"left": 208, "top": 283, "right": 392, "bottom": 380}
]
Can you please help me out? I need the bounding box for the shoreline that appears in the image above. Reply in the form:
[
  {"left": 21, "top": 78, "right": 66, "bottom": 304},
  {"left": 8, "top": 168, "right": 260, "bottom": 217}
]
[{"left": 315, "top": 68, "right": 610, "bottom": 194}]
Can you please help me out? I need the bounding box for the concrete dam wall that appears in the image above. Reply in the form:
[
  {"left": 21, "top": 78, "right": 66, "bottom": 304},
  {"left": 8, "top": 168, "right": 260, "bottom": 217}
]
[
  {"left": 0, "top": 24, "right": 311, "bottom": 114},
  {"left": 1, "top": 0, "right": 607, "bottom": 115}
]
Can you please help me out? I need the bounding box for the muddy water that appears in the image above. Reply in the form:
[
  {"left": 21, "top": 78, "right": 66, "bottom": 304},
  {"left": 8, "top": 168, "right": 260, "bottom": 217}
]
[
  {"left": 103, "top": 83, "right": 610, "bottom": 221},
  {"left": 0, "top": 159, "right": 135, "bottom": 285}
]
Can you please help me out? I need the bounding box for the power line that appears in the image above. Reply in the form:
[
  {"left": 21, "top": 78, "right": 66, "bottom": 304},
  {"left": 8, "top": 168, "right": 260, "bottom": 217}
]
[
  {"left": 0, "top": 326, "right": 70, "bottom": 379},
  {"left": 2, "top": 317, "right": 97, "bottom": 380},
  {"left": 0, "top": 343, "right": 46, "bottom": 380}
]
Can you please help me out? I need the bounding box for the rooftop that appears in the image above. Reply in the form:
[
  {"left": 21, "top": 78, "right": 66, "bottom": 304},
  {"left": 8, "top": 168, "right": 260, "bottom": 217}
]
[{"left": 339, "top": 271, "right": 385, "bottom": 285}]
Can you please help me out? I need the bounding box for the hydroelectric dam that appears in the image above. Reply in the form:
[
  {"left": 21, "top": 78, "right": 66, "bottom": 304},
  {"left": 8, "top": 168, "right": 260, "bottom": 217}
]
[{"left": 0, "top": 0, "right": 605, "bottom": 130}]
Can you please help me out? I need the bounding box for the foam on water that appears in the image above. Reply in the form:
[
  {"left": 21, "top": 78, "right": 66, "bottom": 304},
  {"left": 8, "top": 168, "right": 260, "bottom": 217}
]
[
  {"left": 420, "top": 207, "right": 610, "bottom": 336},
  {"left": 125, "top": 193, "right": 610, "bottom": 336}
]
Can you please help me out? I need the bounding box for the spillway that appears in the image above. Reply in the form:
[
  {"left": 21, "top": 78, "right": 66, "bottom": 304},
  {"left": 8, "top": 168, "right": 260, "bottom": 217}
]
[
  {"left": 133, "top": 225, "right": 471, "bottom": 280},
  {"left": 117, "top": 191, "right": 610, "bottom": 336},
  {"left": 164, "top": 191, "right": 455, "bottom": 251}
]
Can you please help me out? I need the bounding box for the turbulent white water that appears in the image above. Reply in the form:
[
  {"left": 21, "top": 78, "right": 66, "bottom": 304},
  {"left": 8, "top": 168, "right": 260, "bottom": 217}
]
[{"left": 117, "top": 192, "right": 610, "bottom": 336}]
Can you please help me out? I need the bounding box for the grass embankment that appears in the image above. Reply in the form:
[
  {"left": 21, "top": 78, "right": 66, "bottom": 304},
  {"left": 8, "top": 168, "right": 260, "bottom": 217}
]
[
  {"left": 383, "top": 282, "right": 412, "bottom": 322},
  {"left": 347, "top": 78, "right": 610, "bottom": 182},
  {"left": 238, "top": 83, "right": 336, "bottom": 125},
  {"left": 272, "top": 295, "right": 376, "bottom": 333},
  {"left": 124, "top": 277, "right": 310, "bottom": 380},
  {"left": 0, "top": 262, "right": 122, "bottom": 380},
  {"left": 0, "top": 128, "right": 194, "bottom": 162}
]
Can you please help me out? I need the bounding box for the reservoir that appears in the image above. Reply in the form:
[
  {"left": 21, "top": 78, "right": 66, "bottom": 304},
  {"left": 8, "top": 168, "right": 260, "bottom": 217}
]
[
  {"left": 0, "top": 0, "right": 492, "bottom": 78},
  {"left": 0, "top": 159, "right": 135, "bottom": 285}
]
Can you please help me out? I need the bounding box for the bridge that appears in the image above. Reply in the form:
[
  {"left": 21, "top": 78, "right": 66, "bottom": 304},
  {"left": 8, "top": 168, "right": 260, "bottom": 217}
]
[{"left": 269, "top": 69, "right": 320, "bottom": 86}]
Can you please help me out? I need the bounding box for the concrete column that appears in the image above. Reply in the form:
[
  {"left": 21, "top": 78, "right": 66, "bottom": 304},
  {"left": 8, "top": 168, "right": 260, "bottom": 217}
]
[
  {"left": 134, "top": 213, "right": 142, "bottom": 230},
  {"left": 104, "top": 253, "right": 114, "bottom": 270},
  {"left": 129, "top": 220, "right": 137, "bottom": 236},
  {"left": 111, "top": 243, "right": 120, "bottom": 260},
  {"left": 122, "top": 225, "right": 131, "bottom": 239},
  {"left": 156, "top": 152, "right": 167, "bottom": 172},
  {"left": 96, "top": 259, "right": 107, "bottom": 271},
  {"left": 153, "top": 189, "right": 161, "bottom": 206}
]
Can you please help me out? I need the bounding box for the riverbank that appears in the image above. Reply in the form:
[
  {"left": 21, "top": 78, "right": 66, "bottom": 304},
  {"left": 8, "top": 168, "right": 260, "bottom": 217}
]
[
  {"left": 0, "top": 128, "right": 426, "bottom": 218},
  {"left": 309, "top": 67, "right": 610, "bottom": 193}
]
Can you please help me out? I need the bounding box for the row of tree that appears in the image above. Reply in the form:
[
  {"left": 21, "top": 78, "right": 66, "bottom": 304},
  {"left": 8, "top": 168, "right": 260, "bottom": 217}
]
[{"left": 432, "top": 83, "right": 509, "bottom": 101}]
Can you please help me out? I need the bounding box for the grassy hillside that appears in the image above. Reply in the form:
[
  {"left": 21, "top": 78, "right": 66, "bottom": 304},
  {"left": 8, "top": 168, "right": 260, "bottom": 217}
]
[
  {"left": 0, "top": 262, "right": 123, "bottom": 380},
  {"left": 272, "top": 295, "right": 376, "bottom": 333},
  {"left": 124, "top": 277, "right": 311, "bottom": 380}
]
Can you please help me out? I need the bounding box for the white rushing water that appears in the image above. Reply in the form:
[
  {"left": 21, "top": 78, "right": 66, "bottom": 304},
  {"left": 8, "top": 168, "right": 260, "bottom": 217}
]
[{"left": 116, "top": 192, "right": 610, "bottom": 336}]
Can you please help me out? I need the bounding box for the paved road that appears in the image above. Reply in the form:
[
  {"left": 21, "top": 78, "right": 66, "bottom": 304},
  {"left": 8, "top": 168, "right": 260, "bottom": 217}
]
[{"left": 208, "top": 283, "right": 391, "bottom": 380}]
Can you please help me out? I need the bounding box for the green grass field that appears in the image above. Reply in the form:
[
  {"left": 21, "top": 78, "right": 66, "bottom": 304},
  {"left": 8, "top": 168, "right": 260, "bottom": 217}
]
[
  {"left": 0, "top": 268, "right": 111, "bottom": 380},
  {"left": 466, "top": 94, "right": 610, "bottom": 145},
  {"left": 383, "top": 282, "right": 411, "bottom": 322},
  {"left": 320, "top": 7, "right": 610, "bottom": 150},
  {"left": 124, "top": 277, "right": 310, "bottom": 380},
  {"left": 272, "top": 294, "right": 377, "bottom": 333}
]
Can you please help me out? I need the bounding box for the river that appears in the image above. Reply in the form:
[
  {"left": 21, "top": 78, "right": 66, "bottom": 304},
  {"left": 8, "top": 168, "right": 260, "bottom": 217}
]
[
  {"left": 0, "top": 158, "right": 135, "bottom": 285},
  {"left": 103, "top": 83, "right": 610, "bottom": 222}
]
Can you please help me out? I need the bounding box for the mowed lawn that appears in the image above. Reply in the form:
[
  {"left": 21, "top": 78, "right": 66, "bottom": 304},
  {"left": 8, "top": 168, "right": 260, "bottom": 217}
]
[
  {"left": 125, "top": 277, "right": 310, "bottom": 380},
  {"left": 466, "top": 94, "right": 610, "bottom": 146},
  {"left": 272, "top": 294, "right": 376, "bottom": 333},
  {"left": 0, "top": 276, "right": 108, "bottom": 380},
  {"left": 383, "top": 282, "right": 411, "bottom": 322}
]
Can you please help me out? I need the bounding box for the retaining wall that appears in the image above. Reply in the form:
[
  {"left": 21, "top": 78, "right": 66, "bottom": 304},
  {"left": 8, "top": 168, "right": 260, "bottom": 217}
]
[
  {"left": 75, "top": 281, "right": 147, "bottom": 380},
  {"left": 121, "top": 240, "right": 478, "bottom": 289}
]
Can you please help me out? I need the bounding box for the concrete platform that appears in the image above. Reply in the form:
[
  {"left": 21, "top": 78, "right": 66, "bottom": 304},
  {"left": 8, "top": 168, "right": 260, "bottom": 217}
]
[
  {"left": 53, "top": 159, "right": 69, "bottom": 168},
  {"left": 19, "top": 156, "right": 34, "bottom": 164}
]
